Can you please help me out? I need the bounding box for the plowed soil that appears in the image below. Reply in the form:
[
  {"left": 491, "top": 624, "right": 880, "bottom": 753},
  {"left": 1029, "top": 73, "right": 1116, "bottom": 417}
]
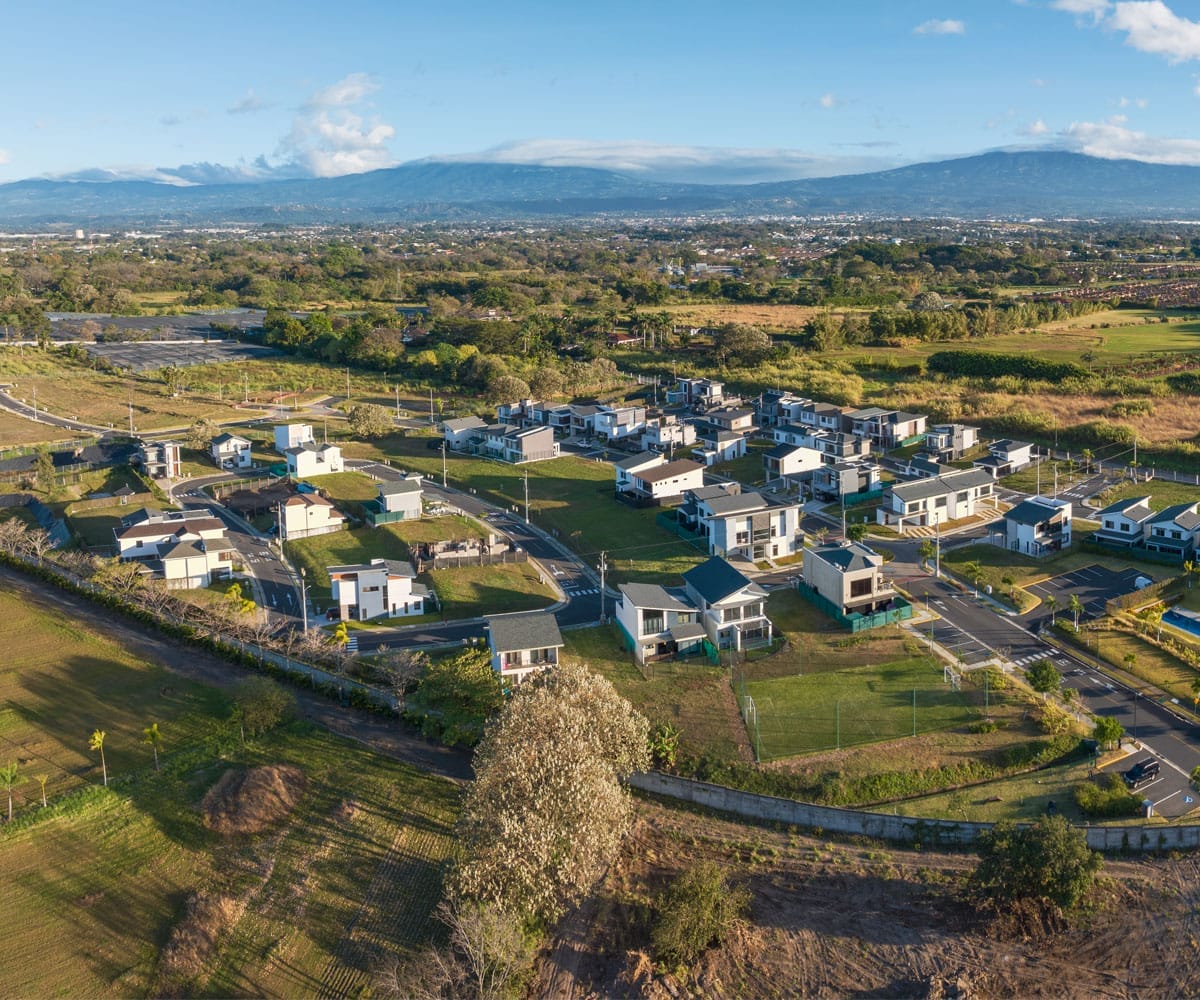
[{"left": 535, "top": 801, "right": 1200, "bottom": 999}]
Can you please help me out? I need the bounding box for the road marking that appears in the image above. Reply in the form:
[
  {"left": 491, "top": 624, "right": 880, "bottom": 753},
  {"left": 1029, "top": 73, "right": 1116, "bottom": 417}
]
[{"left": 1154, "top": 789, "right": 1181, "bottom": 807}]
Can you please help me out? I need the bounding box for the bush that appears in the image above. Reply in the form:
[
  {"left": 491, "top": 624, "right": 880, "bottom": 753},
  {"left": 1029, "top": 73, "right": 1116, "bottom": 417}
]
[
  {"left": 973, "top": 815, "right": 1102, "bottom": 911},
  {"left": 1073, "top": 773, "right": 1142, "bottom": 818},
  {"left": 651, "top": 862, "right": 750, "bottom": 967}
]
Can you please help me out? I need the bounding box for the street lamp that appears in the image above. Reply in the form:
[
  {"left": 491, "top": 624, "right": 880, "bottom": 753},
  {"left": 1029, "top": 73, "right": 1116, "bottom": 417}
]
[{"left": 300, "top": 567, "right": 308, "bottom": 634}]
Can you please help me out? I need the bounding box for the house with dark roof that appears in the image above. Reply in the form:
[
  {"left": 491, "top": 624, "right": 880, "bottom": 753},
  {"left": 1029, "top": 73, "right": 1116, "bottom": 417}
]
[
  {"left": 847, "top": 408, "right": 927, "bottom": 449},
  {"left": 615, "top": 583, "right": 707, "bottom": 665},
  {"left": 114, "top": 509, "right": 233, "bottom": 588},
  {"left": 1145, "top": 502, "right": 1200, "bottom": 559},
  {"left": 811, "top": 459, "right": 883, "bottom": 501},
  {"left": 678, "top": 483, "right": 740, "bottom": 534},
  {"left": 442, "top": 415, "right": 488, "bottom": 450},
  {"left": 365, "top": 475, "right": 424, "bottom": 526},
  {"left": 480, "top": 424, "right": 560, "bottom": 464},
  {"left": 694, "top": 490, "right": 803, "bottom": 561},
  {"left": 691, "top": 428, "right": 748, "bottom": 467},
  {"left": 666, "top": 376, "right": 725, "bottom": 410},
  {"left": 763, "top": 443, "right": 823, "bottom": 485},
  {"left": 924, "top": 423, "right": 980, "bottom": 463},
  {"left": 626, "top": 458, "right": 706, "bottom": 504},
  {"left": 682, "top": 556, "right": 773, "bottom": 651},
  {"left": 614, "top": 451, "right": 665, "bottom": 494},
  {"left": 878, "top": 467, "right": 996, "bottom": 532},
  {"left": 998, "top": 496, "right": 1072, "bottom": 557},
  {"left": 802, "top": 541, "right": 897, "bottom": 619},
  {"left": 485, "top": 611, "right": 564, "bottom": 683},
  {"left": 1094, "top": 496, "right": 1155, "bottom": 548},
  {"left": 973, "top": 439, "right": 1035, "bottom": 479},
  {"left": 328, "top": 558, "right": 428, "bottom": 621},
  {"left": 211, "top": 432, "right": 252, "bottom": 470}
]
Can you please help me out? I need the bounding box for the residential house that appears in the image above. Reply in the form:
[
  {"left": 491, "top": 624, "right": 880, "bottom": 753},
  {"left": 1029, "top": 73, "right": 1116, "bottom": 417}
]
[
  {"left": 895, "top": 455, "right": 955, "bottom": 479},
  {"left": 279, "top": 492, "right": 346, "bottom": 541},
  {"left": 114, "top": 509, "right": 233, "bottom": 589},
  {"left": 615, "top": 583, "right": 706, "bottom": 665},
  {"left": 625, "top": 458, "right": 706, "bottom": 504},
  {"left": 999, "top": 496, "right": 1073, "bottom": 557},
  {"left": 666, "top": 377, "right": 725, "bottom": 410},
  {"left": 973, "top": 439, "right": 1036, "bottom": 478},
  {"left": 568, "top": 404, "right": 605, "bottom": 437},
  {"left": 442, "top": 415, "right": 488, "bottom": 450},
  {"left": 372, "top": 476, "right": 424, "bottom": 521},
  {"left": 136, "top": 440, "right": 181, "bottom": 480},
  {"left": 695, "top": 490, "right": 803, "bottom": 561},
  {"left": 702, "top": 406, "right": 756, "bottom": 435},
  {"left": 1145, "top": 502, "right": 1200, "bottom": 559},
  {"left": 485, "top": 611, "right": 564, "bottom": 683},
  {"left": 274, "top": 423, "right": 314, "bottom": 454},
  {"left": 757, "top": 390, "right": 805, "bottom": 428},
  {"left": 924, "top": 423, "right": 980, "bottom": 462},
  {"left": 691, "top": 430, "right": 748, "bottom": 467},
  {"left": 1093, "top": 496, "right": 1155, "bottom": 549},
  {"left": 496, "top": 399, "right": 540, "bottom": 426},
  {"left": 682, "top": 556, "right": 773, "bottom": 651},
  {"left": 678, "top": 483, "right": 740, "bottom": 534},
  {"left": 480, "top": 424, "right": 560, "bottom": 464},
  {"left": 614, "top": 451, "right": 665, "bottom": 494},
  {"left": 794, "top": 400, "right": 846, "bottom": 433},
  {"left": 877, "top": 467, "right": 996, "bottom": 532},
  {"left": 847, "top": 408, "right": 928, "bottom": 449},
  {"left": 763, "top": 443, "right": 823, "bottom": 485},
  {"left": 802, "top": 541, "right": 897, "bottom": 618},
  {"left": 812, "top": 459, "right": 883, "bottom": 501},
  {"left": 211, "top": 432, "right": 252, "bottom": 470},
  {"left": 594, "top": 404, "right": 648, "bottom": 442},
  {"left": 641, "top": 414, "right": 697, "bottom": 454},
  {"left": 285, "top": 441, "right": 344, "bottom": 478},
  {"left": 328, "top": 558, "right": 429, "bottom": 621}
]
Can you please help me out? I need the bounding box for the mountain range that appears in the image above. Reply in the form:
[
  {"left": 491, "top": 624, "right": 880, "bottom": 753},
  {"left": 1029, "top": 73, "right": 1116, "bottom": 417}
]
[{"left": 2, "top": 151, "right": 1199, "bottom": 225}]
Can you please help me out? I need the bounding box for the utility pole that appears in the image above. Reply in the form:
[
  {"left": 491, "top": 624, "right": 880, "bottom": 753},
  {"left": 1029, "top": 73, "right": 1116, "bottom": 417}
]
[
  {"left": 523, "top": 471, "right": 530, "bottom": 523},
  {"left": 300, "top": 567, "right": 308, "bottom": 633},
  {"left": 345, "top": 367, "right": 350, "bottom": 403},
  {"left": 442, "top": 441, "right": 448, "bottom": 488},
  {"left": 599, "top": 550, "right": 607, "bottom": 624},
  {"left": 128, "top": 401, "right": 134, "bottom": 436},
  {"left": 935, "top": 519, "right": 941, "bottom": 579},
  {"left": 395, "top": 384, "right": 400, "bottom": 419},
  {"left": 1053, "top": 464, "right": 1058, "bottom": 499},
  {"left": 31, "top": 386, "right": 37, "bottom": 422},
  {"left": 429, "top": 387, "right": 435, "bottom": 425},
  {"left": 243, "top": 371, "right": 248, "bottom": 403}
]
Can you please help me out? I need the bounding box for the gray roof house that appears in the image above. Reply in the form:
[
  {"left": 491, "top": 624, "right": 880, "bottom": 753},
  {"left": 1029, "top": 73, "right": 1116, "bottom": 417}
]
[{"left": 486, "top": 611, "right": 565, "bottom": 683}]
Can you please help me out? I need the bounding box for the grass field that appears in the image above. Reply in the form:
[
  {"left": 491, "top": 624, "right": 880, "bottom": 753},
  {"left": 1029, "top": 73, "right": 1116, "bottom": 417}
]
[
  {"left": 286, "top": 527, "right": 411, "bottom": 602},
  {"left": 563, "top": 625, "right": 747, "bottom": 762},
  {"left": 743, "top": 656, "right": 974, "bottom": 760},
  {"left": 1080, "top": 626, "right": 1200, "bottom": 708},
  {"left": 0, "top": 410, "right": 75, "bottom": 447},
  {"left": 66, "top": 505, "right": 125, "bottom": 548},
  {"left": 1098, "top": 478, "right": 1200, "bottom": 511},
  {"left": 427, "top": 562, "right": 554, "bottom": 618},
  {"left": 0, "top": 579, "right": 459, "bottom": 997},
  {"left": 343, "top": 434, "right": 707, "bottom": 585}
]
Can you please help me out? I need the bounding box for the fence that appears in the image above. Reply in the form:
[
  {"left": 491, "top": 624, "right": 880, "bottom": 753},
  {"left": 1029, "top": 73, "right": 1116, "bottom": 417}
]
[
  {"left": 732, "top": 657, "right": 986, "bottom": 762},
  {"left": 419, "top": 549, "right": 529, "bottom": 571},
  {"left": 794, "top": 580, "right": 913, "bottom": 633},
  {"left": 1081, "top": 538, "right": 1184, "bottom": 569},
  {"left": 629, "top": 771, "right": 1200, "bottom": 853},
  {"left": 840, "top": 486, "right": 884, "bottom": 507},
  {"left": 655, "top": 509, "right": 707, "bottom": 550}
]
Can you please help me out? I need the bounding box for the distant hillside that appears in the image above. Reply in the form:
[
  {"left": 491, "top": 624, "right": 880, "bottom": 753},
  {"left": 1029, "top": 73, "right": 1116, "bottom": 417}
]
[{"left": 2, "top": 151, "right": 1200, "bottom": 225}]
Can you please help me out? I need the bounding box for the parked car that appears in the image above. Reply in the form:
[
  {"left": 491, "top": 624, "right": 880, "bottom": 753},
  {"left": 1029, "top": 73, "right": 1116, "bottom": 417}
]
[{"left": 1123, "top": 758, "right": 1161, "bottom": 787}]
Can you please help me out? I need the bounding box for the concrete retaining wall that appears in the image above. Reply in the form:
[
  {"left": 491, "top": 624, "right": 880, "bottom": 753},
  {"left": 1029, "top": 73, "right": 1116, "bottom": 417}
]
[{"left": 630, "top": 772, "right": 1200, "bottom": 854}]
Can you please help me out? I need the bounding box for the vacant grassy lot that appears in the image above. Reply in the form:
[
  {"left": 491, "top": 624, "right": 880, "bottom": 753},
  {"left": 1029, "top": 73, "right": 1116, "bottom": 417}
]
[
  {"left": 0, "top": 578, "right": 459, "bottom": 997},
  {"left": 563, "top": 625, "right": 748, "bottom": 763},
  {"left": 347, "top": 435, "right": 706, "bottom": 585},
  {"left": 301, "top": 470, "right": 380, "bottom": 503},
  {"left": 428, "top": 562, "right": 553, "bottom": 618},
  {"left": 66, "top": 505, "right": 125, "bottom": 548},
  {"left": 711, "top": 438, "right": 772, "bottom": 487},
  {"left": 1099, "top": 478, "right": 1200, "bottom": 511},
  {"left": 389, "top": 513, "right": 486, "bottom": 545},
  {"left": 0, "top": 410, "right": 75, "bottom": 447},
  {"left": 1081, "top": 626, "right": 1200, "bottom": 708},
  {"left": 286, "top": 526, "right": 411, "bottom": 601}
]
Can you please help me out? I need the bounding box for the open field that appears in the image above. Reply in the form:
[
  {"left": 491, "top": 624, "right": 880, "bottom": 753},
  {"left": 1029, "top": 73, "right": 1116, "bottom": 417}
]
[
  {"left": 299, "top": 470, "right": 381, "bottom": 503},
  {"left": 1078, "top": 626, "right": 1200, "bottom": 708},
  {"left": 427, "top": 561, "right": 554, "bottom": 618},
  {"left": 344, "top": 434, "right": 707, "bottom": 585},
  {"left": 1098, "top": 478, "right": 1200, "bottom": 510},
  {"left": 386, "top": 513, "right": 486, "bottom": 545},
  {"left": 0, "top": 410, "right": 76, "bottom": 447},
  {"left": 0, "top": 578, "right": 459, "bottom": 997},
  {"left": 634, "top": 303, "right": 842, "bottom": 330},
  {"left": 66, "top": 505, "right": 126, "bottom": 548},
  {"left": 563, "top": 625, "right": 750, "bottom": 763}
]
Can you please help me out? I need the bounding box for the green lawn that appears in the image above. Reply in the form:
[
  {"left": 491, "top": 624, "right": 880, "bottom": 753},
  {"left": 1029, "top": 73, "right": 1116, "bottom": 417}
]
[
  {"left": 563, "top": 625, "right": 746, "bottom": 762},
  {"left": 744, "top": 656, "right": 977, "bottom": 760},
  {"left": 346, "top": 434, "right": 706, "bottom": 585},
  {"left": 711, "top": 439, "right": 772, "bottom": 487},
  {"left": 428, "top": 562, "right": 554, "bottom": 618},
  {"left": 300, "top": 470, "right": 381, "bottom": 503},
  {"left": 285, "top": 526, "right": 411, "bottom": 601},
  {"left": 1000, "top": 461, "right": 1090, "bottom": 495},
  {"left": 1098, "top": 478, "right": 1200, "bottom": 512},
  {"left": 389, "top": 514, "right": 486, "bottom": 545},
  {"left": 66, "top": 505, "right": 125, "bottom": 548},
  {"left": 1078, "top": 626, "right": 1200, "bottom": 709}
]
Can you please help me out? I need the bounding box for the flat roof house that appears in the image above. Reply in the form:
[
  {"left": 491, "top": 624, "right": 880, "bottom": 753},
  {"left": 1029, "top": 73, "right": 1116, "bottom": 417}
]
[
  {"left": 998, "top": 496, "right": 1072, "bottom": 557},
  {"left": 682, "top": 556, "right": 772, "bottom": 652},
  {"left": 594, "top": 404, "right": 648, "bottom": 442},
  {"left": 802, "top": 541, "right": 898, "bottom": 620},
  {"left": 485, "top": 611, "right": 564, "bottom": 684},
  {"left": 812, "top": 459, "right": 882, "bottom": 501},
  {"left": 481, "top": 424, "right": 560, "bottom": 464},
  {"left": 328, "top": 558, "right": 428, "bottom": 622},
  {"left": 641, "top": 414, "right": 697, "bottom": 453},
  {"left": 615, "top": 582, "right": 707, "bottom": 665},
  {"left": 136, "top": 440, "right": 181, "bottom": 480},
  {"left": 924, "top": 424, "right": 980, "bottom": 463}
]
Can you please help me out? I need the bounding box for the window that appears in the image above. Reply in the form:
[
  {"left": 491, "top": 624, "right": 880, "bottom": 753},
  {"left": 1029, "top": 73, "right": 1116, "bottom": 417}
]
[
  {"left": 849, "top": 577, "right": 873, "bottom": 598},
  {"left": 642, "top": 612, "right": 664, "bottom": 635},
  {"left": 935, "top": 496, "right": 947, "bottom": 508},
  {"left": 735, "top": 531, "right": 750, "bottom": 545},
  {"left": 1104, "top": 519, "right": 1114, "bottom": 530},
  {"left": 957, "top": 492, "right": 969, "bottom": 503}
]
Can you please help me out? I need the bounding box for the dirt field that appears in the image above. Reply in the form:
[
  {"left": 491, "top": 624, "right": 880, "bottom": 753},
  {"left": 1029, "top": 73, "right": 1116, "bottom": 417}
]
[{"left": 537, "top": 800, "right": 1200, "bottom": 998}]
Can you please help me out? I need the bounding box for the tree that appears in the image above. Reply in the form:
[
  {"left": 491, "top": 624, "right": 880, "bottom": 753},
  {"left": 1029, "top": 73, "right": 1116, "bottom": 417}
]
[
  {"left": 846, "top": 521, "right": 869, "bottom": 542},
  {"left": 1124, "top": 651, "right": 1138, "bottom": 673},
  {"left": 649, "top": 722, "right": 681, "bottom": 769},
  {"left": 972, "top": 815, "right": 1102, "bottom": 911},
  {"left": 1067, "top": 593, "right": 1084, "bottom": 629},
  {"left": 1093, "top": 715, "right": 1124, "bottom": 750},
  {"left": 1025, "top": 660, "right": 1061, "bottom": 698},
  {"left": 185, "top": 417, "right": 218, "bottom": 451},
  {"left": 449, "top": 662, "right": 650, "bottom": 922},
  {"left": 1146, "top": 605, "right": 1164, "bottom": 642},
  {"left": 33, "top": 448, "right": 57, "bottom": 497},
  {"left": 35, "top": 773, "right": 48, "bottom": 808},
  {"left": 487, "top": 373, "right": 532, "bottom": 403},
  {"left": 918, "top": 539, "right": 935, "bottom": 568},
  {"left": 1184, "top": 560, "right": 1194, "bottom": 590},
  {"left": 962, "top": 560, "right": 983, "bottom": 597},
  {"left": 231, "top": 676, "right": 296, "bottom": 741},
  {"left": 711, "top": 323, "right": 771, "bottom": 367},
  {"left": 347, "top": 402, "right": 393, "bottom": 439},
  {"left": 1044, "top": 593, "right": 1058, "bottom": 623},
  {"left": 409, "top": 647, "right": 503, "bottom": 746},
  {"left": 651, "top": 862, "right": 750, "bottom": 968},
  {"left": 88, "top": 729, "right": 107, "bottom": 786},
  {"left": 158, "top": 365, "right": 186, "bottom": 397},
  {"left": 142, "top": 722, "right": 163, "bottom": 771},
  {"left": 1081, "top": 448, "right": 1094, "bottom": 473},
  {"left": 0, "top": 762, "right": 17, "bottom": 821}
]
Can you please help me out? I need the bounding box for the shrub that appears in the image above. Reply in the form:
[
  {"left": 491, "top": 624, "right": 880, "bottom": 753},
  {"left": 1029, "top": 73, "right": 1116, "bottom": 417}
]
[
  {"left": 973, "top": 815, "right": 1102, "bottom": 910},
  {"left": 651, "top": 862, "right": 751, "bottom": 967},
  {"left": 1073, "top": 774, "right": 1142, "bottom": 818}
]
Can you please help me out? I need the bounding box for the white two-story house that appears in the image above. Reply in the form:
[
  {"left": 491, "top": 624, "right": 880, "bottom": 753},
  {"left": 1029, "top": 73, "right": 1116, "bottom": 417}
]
[
  {"left": 998, "top": 496, "right": 1072, "bottom": 557},
  {"left": 696, "top": 490, "right": 802, "bottom": 561},
  {"left": 1093, "top": 496, "right": 1155, "bottom": 549},
  {"left": 328, "top": 558, "right": 428, "bottom": 621},
  {"left": 682, "top": 556, "right": 773, "bottom": 651},
  {"left": 485, "top": 611, "right": 564, "bottom": 684},
  {"left": 286, "top": 441, "right": 344, "bottom": 478},
  {"left": 802, "top": 541, "right": 898, "bottom": 619},
  {"left": 878, "top": 467, "right": 996, "bottom": 532},
  {"left": 615, "top": 583, "right": 706, "bottom": 664},
  {"left": 211, "top": 433, "right": 252, "bottom": 470},
  {"left": 279, "top": 492, "right": 346, "bottom": 541}
]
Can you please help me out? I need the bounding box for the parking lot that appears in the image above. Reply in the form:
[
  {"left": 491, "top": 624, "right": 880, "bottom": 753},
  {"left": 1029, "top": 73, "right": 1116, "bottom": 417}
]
[
  {"left": 83, "top": 341, "right": 280, "bottom": 371},
  {"left": 1024, "top": 564, "right": 1149, "bottom": 623}
]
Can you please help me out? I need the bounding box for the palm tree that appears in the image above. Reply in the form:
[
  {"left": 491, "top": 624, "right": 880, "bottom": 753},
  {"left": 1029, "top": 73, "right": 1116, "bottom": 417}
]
[
  {"left": 1044, "top": 593, "right": 1058, "bottom": 624},
  {"left": 36, "top": 774, "right": 48, "bottom": 809},
  {"left": 1186, "top": 560, "right": 1196, "bottom": 591},
  {"left": 142, "top": 722, "right": 163, "bottom": 772},
  {"left": 0, "top": 762, "right": 17, "bottom": 822},
  {"left": 1068, "top": 593, "right": 1084, "bottom": 628},
  {"left": 918, "top": 539, "right": 935, "bottom": 568},
  {"left": 1192, "top": 676, "right": 1200, "bottom": 710},
  {"left": 1081, "top": 448, "right": 1094, "bottom": 474},
  {"left": 89, "top": 729, "right": 108, "bottom": 787}
]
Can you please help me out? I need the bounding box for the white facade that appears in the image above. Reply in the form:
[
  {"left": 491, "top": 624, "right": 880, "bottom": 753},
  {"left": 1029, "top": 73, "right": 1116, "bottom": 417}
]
[
  {"left": 274, "top": 424, "right": 315, "bottom": 454},
  {"left": 641, "top": 416, "right": 697, "bottom": 452},
  {"left": 628, "top": 459, "right": 706, "bottom": 502},
  {"left": 697, "top": 491, "right": 803, "bottom": 561},
  {"left": 595, "top": 405, "right": 648, "bottom": 441},
  {"left": 878, "top": 467, "right": 996, "bottom": 532},
  {"left": 279, "top": 493, "right": 345, "bottom": 541},
  {"left": 442, "top": 416, "right": 488, "bottom": 449},
  {"left": 328, "top": 558, "right": 427, "bottom": 621},
  {"left": 114, "top": 510, "right": 233, "bottom": 589},
  {"left": 211, "top": 433, "right": 252, "bottom": 470},
  {"left": 286, "top": 442, "right": 344, "bottom": 478},
  {"left": 615, "top": 583, "right": 706, "bottom": 665}
]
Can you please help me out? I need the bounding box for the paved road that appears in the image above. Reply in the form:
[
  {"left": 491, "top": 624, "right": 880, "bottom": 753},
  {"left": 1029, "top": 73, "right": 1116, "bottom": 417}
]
[
  {"left": 0, "top": 387, "right": 113, "bottom": 435},
  {"left": 893, "top": 544, "right": 1200, "bottom": 817}
]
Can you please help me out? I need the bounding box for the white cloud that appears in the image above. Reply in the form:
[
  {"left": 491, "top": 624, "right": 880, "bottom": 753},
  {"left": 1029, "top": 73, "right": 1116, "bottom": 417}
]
[
  {"left": 1108, "top": 1, "right": 1200, "bottom": 63},
  {"left": 1195, "top": 79, "right": 1200, "bottom": 95},
  {"left": 819, "top": 92, "right": 839, "bottom": 108},
  {"left": 1019, "top": 119, "right": 1050, "bottom": 136},
  {"left": 1063, "top": 119, "right": 1200, "bottom": 163},
  {"left": 227, "top": 89, "right": 267, "bottom": 115},
  {"left": 276, "top": 73, "right": 396, "bottom": 177},
  {"left": 1109, "top": 113, "right": 1129, "bottom": 124},
  {"left": 1051, "top": 0, "right": 1111, "bottom": 20},
  {"left": 914, "top": 18, "right": 965, "bottom": 34},
  {"left": 0, "top": 149, "right": 10, "bottom": 166},
  {"left": 426, "top": 139, "right": 902, "bottom": 184}
]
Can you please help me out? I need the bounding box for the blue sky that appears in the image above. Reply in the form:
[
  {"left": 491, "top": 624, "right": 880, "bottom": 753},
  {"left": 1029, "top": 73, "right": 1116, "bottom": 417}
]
[{"left": 3, "top": 0, "right": 1200, "bottom": 184}]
